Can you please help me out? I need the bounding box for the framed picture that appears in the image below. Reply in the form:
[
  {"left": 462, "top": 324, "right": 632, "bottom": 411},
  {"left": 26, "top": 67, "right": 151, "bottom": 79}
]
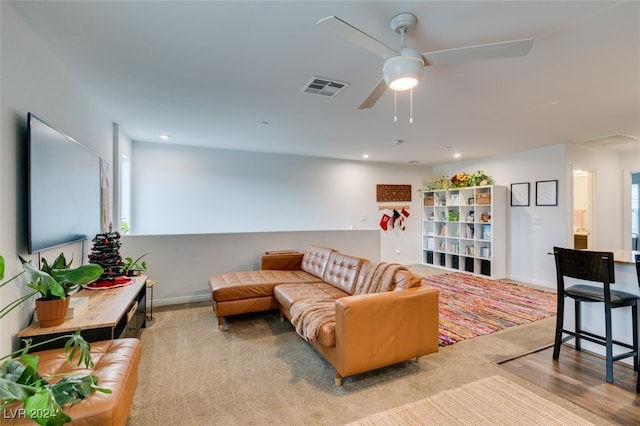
[
  {"left": 536, "top": 180, "right": 558, "bottom": 206},
  {"left": 510, "top": 182, "right": 530, "bottom": 206}
]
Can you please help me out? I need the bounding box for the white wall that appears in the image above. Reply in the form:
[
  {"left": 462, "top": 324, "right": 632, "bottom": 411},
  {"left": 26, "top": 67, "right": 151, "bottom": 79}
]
[
  {"left": 121, "top": 230, "right": 380, "bottom": 306},
  {"left": 567, "top": 144, "right": 625, "bottom": 251},
  {"left": 0, "top": 3, "right": 113, "bottom": 353},
  {"left": 433, "top": 144, "right": 568, "bottom": 288},
  {"left": 131, "top": 141, "right": 431, "bottom": 263}
]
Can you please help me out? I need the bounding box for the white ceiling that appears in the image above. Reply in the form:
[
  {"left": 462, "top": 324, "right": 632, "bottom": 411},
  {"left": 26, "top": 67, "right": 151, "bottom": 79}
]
[{"left": 9, "top": 1, "right": 640, "bottom": 165}]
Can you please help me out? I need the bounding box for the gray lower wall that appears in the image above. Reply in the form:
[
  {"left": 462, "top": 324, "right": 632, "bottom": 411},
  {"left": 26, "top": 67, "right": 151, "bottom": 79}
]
[{"left": 121, "top": 230, "right": 380, "bottom": 306}]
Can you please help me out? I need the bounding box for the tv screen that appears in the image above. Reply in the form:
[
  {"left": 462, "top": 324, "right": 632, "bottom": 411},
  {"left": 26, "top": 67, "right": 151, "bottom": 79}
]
[{"left": 27, "top": 113, "right": 100, "bottom": 253}]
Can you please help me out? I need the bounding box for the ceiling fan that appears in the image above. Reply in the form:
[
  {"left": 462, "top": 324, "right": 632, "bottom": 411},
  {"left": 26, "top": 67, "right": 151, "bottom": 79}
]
[{"left": 317, "top": 13, "right": 533, "bottom": 109}]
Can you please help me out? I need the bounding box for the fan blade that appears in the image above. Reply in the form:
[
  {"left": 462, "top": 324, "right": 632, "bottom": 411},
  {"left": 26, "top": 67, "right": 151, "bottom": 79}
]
[
  {"left": 317, "top": 16, "right": 398, "bottom": 59},
  {"left": 422, "top": 38, "right": 533, "bottom": 65},
  {"left": 358, "top": 79, "right": 388, "bottom": 109}
]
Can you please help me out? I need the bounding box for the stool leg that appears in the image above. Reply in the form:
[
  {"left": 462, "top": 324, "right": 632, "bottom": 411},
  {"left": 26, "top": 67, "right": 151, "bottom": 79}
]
[
  {"left": 633, "top": 303, "right": 638, "bottom": 372},
  {"left": 574, "top": 300, "right": 582, "bottom": 352},
  {"left": 553, "top": 295, "right": 565, "bottom": 360},
  {"left": 604, "top": 301, "right": 614, "bottom": 383}
]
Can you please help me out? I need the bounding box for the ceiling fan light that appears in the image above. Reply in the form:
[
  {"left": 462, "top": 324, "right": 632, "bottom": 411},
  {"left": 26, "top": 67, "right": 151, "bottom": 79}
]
[
  {"left": 383, "top": 48, "right": 424, "bottom": 91},
  {"left": 389, "top": 77, "right": 418, "bottom": 91}
]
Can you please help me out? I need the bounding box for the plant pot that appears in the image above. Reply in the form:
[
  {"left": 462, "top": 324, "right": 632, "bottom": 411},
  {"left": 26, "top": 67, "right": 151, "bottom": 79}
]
[{"left": 35, "top": 297, "right": 70, "bottom": 327}]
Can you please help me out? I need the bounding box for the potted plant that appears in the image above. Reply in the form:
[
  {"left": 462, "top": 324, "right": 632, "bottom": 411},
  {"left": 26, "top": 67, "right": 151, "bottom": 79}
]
[
  {"left": 122, "top": 253, "right": 148, "bottom": 277},
  {"left": 0, "top": 255, "right": 110, "bottom": 425},
  {"left": 19, "top": 253, "right": 103, "bottom": 327}
]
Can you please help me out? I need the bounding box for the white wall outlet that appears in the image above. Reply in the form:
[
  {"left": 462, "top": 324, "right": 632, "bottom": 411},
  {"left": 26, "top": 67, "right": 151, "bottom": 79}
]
[{"left": 531, "top": 216, "right": 543, "bottom": 225}]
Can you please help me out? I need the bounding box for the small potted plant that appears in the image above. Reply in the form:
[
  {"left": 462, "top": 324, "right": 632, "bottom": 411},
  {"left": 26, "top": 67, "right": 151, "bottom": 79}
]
[
  {"left": 469, "top": 170, "right": 494, "bottom": 186},
  {"left": 122, "top": 253, "right": 148, "bottom": 277},
  {"left": 0, "top": 255, "right": 111, "bottom": 425},
  {"left": 19, "top": 253, "right": 103, "bottom": 327}
]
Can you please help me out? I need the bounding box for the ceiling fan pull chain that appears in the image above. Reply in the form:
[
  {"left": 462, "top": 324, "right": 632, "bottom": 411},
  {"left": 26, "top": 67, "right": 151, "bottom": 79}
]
[
  {"left": 409, "top": 88, "right": 413, "bottom": 124},
  {"left": 394, "top": 90, "right": 398, "bottom": 122}
]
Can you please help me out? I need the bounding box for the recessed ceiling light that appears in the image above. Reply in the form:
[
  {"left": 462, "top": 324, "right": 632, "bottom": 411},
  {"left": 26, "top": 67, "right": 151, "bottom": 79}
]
[
  {"left": 453, "top": 153, "right": 461, "bottom": 158},
  {"left": 160, "top": 134, "right": 170, "bottom": 140},
  {"left": 362, "top": 154, "right": 370, "bottom": 159}
]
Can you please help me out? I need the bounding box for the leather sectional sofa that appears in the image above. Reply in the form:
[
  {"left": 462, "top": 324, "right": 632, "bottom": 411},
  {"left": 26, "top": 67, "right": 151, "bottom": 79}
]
[
  {"left": 209, "top": 244, "right": 439, "bottom": 385},
  {"left": 3, "top": 338, "right": 141, "bottom": 425}
]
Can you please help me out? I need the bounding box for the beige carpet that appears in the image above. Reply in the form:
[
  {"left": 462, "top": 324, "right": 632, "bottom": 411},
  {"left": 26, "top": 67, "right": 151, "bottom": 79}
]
[
  {"left": 346, "top": 375, "right": 593, "bottom": 425},
  {"left": 127, "top": 299, "right": 611, "bottom": 425}
]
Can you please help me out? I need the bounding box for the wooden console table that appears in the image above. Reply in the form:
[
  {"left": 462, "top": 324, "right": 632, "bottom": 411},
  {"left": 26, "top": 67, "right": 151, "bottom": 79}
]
[{"left": 18, "top": 276, "right": 147, "bottom": 351}]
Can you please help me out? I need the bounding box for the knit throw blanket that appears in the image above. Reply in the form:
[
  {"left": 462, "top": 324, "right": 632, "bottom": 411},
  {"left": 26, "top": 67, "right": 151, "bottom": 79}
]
[
  {"left": 290, "top": 262, "right": 407, "bottom": 341},
  {"left": 354, "top": 262, "right": 407, "bottom": 295},
  {"left": 290, "top": 299, "right": 336, "bottom": 342}
]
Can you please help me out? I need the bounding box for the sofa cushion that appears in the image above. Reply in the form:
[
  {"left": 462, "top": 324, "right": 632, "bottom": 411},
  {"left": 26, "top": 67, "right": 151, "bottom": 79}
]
[
  {"left": 321, "top": 252, "right": 367, "bottom": 294},
  {"left": 260, "top": 252, "right": 304, "bottom": 270},
  {"left": 300, "top": 245, "right": 335, "bottom": 279},
  {"left": 5, "top": 339, "right": 142, "bottom": 426},
  {"left": 274, "top": 282, "right": 350, "bottom": 312},
  {"left": 209, "top": 270, "right": 322, "bottom": 302}
]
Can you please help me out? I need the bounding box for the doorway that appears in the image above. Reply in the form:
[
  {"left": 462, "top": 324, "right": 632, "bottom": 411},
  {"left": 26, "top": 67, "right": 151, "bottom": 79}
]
[{"left": 573, "top": 170, "right": 594, "bottom": 249}]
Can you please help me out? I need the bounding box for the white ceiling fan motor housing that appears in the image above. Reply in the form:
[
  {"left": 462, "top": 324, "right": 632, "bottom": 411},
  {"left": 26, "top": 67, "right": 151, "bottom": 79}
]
[{"left": 383, "top": 47, "right": 424, "bottom": 90}]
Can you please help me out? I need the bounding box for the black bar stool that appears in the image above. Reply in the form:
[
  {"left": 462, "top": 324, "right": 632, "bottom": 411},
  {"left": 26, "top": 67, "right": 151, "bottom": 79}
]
[{"left": 553, "top": 247, "right": 639, "bottom": 388}]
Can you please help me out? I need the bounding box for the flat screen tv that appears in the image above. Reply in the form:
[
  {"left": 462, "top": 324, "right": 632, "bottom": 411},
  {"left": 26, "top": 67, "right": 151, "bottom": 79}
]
[{"left": 27, "top": 113, "right": 100, "bottom": 253}]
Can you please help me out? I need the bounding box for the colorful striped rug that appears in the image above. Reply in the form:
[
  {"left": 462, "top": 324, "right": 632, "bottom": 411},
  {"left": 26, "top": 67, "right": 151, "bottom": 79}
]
[{"left": 422, "top": 273, "right": 557, "bottom": 346}]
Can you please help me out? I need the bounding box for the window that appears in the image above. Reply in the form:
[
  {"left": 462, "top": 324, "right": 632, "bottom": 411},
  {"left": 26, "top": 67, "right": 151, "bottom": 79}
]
[{"left": 120, "top": 154, "right": 131, "bottom": 234}]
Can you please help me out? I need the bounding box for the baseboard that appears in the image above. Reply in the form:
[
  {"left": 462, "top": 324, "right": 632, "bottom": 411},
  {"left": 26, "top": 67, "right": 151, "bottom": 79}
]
[{"left": 154, "top": 294, "right": 211, "bottom": 307}]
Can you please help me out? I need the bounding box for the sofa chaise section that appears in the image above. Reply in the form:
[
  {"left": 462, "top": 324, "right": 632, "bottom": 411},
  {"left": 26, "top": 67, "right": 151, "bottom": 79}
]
[{"left": 208, "top": 245, "right": 335, "bottom": 329}]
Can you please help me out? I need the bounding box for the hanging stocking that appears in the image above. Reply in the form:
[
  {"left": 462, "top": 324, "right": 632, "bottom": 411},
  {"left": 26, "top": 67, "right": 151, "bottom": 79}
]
[
  {"left": 379, "top": 213, "right": 391, "bottom": 231},
  {"left": 397, "top": 215, "right": 406, "bottom": 231},
  {"left": 391, "top": 209, "right": 401, "bottom": 229},
  {"left": 401, "top": 207, "right": 410, "bottom": 218}
]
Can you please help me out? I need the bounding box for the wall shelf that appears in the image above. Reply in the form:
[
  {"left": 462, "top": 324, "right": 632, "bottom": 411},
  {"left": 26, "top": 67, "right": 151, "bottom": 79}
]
[{"left": 421, "top": 185, "right": 506, "bottom": 278}]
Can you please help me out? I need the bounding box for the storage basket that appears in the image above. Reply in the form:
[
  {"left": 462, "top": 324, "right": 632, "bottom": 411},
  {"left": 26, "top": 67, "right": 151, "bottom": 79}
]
[
  {"left": 475, "top": 192, "right": 491, "bottom": 205},
  {"left": 424, "top": 196, "right": 434, "bottom": 206}
]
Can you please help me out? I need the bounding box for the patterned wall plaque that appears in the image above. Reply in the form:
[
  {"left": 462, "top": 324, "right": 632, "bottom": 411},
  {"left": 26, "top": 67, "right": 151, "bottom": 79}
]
[{"left": 376, "top": 184, "right": 412, "bottom": 202}]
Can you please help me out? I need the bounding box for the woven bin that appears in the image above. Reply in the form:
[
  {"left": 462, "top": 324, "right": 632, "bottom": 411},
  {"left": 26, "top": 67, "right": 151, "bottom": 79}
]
[{"left": 476, "top": 192, "right": 491, "bottom": 205}]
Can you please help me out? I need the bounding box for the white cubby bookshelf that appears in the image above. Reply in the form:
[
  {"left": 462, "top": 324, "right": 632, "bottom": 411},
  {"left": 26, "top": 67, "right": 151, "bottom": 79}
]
[{"left": 421, "top": 185, "right": 506, "bottom": 278}]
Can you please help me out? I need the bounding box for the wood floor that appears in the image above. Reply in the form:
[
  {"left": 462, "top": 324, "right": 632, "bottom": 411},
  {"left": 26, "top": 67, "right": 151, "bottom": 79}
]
[{"left": 498, "top": 344, "right": 640, "bottom": 424}]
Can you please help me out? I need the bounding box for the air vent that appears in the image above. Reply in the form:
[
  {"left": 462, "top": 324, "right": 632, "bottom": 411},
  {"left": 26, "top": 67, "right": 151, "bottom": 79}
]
[
  {"left": 301, "top": 77, "right": 349, "bottom": 97},
  {"left": 578, "top": 134, "right": 640, "bottom": 151}
]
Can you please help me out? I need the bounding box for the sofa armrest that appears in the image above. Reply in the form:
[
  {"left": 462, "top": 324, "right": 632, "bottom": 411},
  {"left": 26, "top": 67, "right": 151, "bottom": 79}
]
[
  {"left": 260, "top": 252, "right": 304, "bottom": 270},
  {"left": 333, "top": 286, "right": 439, "bottom": 378}
]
